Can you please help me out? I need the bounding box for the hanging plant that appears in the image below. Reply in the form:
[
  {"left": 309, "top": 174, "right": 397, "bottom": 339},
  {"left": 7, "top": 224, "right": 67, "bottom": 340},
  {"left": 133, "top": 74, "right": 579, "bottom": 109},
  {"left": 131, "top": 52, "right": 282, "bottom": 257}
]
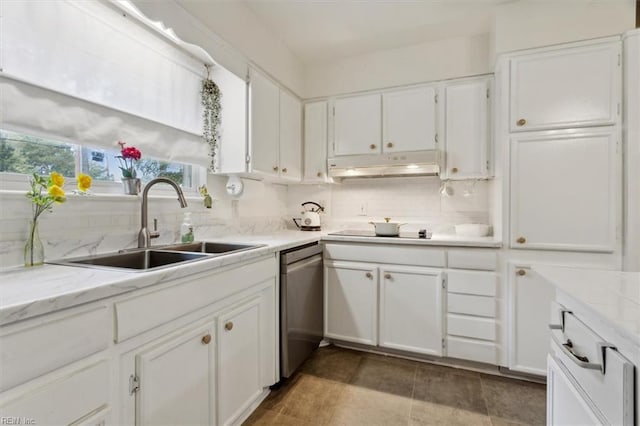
[{"left": 201, "top": 66, "right": 222, "bottom": 172}]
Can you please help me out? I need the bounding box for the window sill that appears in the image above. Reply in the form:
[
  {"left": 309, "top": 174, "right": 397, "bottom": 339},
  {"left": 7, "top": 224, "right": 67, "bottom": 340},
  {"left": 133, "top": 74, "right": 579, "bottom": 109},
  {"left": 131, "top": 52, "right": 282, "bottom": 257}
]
[{"left": 0, "top": 189, "right": 206, "bottom": 203}]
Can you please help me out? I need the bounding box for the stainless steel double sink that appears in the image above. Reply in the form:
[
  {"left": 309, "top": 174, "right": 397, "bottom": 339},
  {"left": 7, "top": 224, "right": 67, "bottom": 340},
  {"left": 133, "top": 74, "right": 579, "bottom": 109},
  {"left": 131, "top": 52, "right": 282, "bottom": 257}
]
[{"left": 48, "top": 242, "right": 265, "bottom": 272}]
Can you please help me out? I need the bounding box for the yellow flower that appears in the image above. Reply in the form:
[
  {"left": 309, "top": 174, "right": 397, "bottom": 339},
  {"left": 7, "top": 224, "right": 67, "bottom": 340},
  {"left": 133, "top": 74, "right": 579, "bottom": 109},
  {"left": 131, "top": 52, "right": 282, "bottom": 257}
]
[
  {"left": 48, "top": 185, "right": 66, "bottom": 203},
  {"left": 50, "top": 172, "right": 65, "bottom": 187},
  {"left": 77, "top": 173, "right": 93, "bottom": 192}
]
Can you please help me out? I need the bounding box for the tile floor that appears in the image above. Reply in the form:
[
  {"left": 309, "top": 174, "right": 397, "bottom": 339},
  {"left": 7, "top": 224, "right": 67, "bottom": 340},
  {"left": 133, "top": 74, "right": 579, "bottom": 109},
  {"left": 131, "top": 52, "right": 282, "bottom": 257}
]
[{"left": 245, "top": 346, "right": 546, "bottom": 426}]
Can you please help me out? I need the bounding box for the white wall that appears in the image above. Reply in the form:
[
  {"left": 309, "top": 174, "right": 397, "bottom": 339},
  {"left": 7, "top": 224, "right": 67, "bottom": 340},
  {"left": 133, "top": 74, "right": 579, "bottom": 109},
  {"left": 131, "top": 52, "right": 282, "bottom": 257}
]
[
  {"left": 303, "top": 34, "right": 491, "bottom": 98},
  {"left": 493, "top": 0, "right": 635, "bottom": 57},
  {"left": 133, "top": 0, "right": 305, "bottom": 96}
]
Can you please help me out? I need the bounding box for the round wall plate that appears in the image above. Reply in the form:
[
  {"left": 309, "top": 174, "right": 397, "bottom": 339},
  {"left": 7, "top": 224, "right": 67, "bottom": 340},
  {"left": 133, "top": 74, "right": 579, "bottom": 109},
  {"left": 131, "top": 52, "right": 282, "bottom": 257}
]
[{"left": 225, "top": 176, "right": 244, "bottom": 197}]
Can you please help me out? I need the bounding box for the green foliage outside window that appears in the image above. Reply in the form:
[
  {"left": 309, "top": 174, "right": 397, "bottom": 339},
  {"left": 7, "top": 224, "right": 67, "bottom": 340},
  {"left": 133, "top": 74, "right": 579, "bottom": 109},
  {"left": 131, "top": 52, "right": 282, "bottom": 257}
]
[{"left": 0, "top": 130, "right": 193, "bottom": 189}]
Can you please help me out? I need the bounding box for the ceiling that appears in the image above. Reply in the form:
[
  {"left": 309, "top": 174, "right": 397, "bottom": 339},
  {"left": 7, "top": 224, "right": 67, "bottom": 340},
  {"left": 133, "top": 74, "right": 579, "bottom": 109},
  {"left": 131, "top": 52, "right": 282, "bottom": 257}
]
[{"left": 179, "top": 0, "right": 508, "bottom": 66}]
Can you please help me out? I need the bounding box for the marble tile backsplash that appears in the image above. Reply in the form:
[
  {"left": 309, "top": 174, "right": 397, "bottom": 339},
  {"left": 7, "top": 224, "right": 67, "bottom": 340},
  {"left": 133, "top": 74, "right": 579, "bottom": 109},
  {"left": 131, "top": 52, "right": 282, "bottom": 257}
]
[
  {"left": 287, "top": 177, "right": 492, "bottom": 234},
  {"left": 0, "top": 175, "right": 289, "bottom": 268}
]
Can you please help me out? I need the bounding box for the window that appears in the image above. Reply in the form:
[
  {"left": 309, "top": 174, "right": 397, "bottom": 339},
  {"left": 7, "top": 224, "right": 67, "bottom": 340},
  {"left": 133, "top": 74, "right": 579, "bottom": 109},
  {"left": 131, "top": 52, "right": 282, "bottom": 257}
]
[{"left": 0, "top": 129, "right": 199, "bottom": 192}]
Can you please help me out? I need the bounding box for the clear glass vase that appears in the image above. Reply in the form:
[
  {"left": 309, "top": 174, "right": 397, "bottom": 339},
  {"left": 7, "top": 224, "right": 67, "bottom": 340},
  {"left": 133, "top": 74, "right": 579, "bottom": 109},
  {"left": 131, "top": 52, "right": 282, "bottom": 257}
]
[{"left": 24, "top": 219, "right": 45, "bottom": 267}]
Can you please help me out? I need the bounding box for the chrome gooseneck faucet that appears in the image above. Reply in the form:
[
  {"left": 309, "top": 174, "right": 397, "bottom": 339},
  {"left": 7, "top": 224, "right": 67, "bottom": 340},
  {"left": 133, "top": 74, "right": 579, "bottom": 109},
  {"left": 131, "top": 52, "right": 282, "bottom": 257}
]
[{"left": 138, "top": 177, "right": 188, "bottom": 248}]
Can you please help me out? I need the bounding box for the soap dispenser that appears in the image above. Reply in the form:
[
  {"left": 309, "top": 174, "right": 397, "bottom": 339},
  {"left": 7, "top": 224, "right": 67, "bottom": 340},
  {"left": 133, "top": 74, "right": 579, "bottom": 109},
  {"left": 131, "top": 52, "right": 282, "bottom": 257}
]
[{"left": 180, "top": 212, "right": 194, "bottom": 243}]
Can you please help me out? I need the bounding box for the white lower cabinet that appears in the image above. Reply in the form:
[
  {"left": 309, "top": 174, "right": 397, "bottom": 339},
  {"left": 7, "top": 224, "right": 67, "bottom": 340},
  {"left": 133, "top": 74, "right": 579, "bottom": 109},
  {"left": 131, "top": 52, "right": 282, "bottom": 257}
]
[
  {"left": 0, "top": 358, "right": 110, "bottom": 426},
  {"left": 547, "top": 355, "right": 602, "bottom": 425},
  {"left": 324, "top": 244, "right": 446, "bottom": 357},
  {"left": 445, "top": 267, "right": 500, "bottom": 365},
  {"left": 324, "top": 261, "right": 378, "bottom": 345},
  {"left": 509, "top": 263, "right": 554, "bottom": 376},
  {"left": 217, "top": 297, "right": 262, "bottom": 426},
  {"left": 134, "top": 322, "right": 215, "bottom": 426},
  {"left": 379, "top": 266, "right": 443, "bottom": 356}
]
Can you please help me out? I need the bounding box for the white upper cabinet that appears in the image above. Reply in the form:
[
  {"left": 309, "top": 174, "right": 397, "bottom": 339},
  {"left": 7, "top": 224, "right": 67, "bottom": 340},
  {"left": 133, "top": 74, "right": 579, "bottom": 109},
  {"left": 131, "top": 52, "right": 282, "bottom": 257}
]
[
  {"left": 245, "top": 67, "right": 302, "bottom": 182},
  {"left": 382, "top": 86, "right": 437, "bottom": 153},
  {"left": 332, "top": 93, "right": 382, "bottom": 156},
  {"left": 510, "top": 40, "right": 621, "bottom": 132},
  {"left": 303, "top": 101, "right": 328, "bottom": 183},
  {"left": 279, "top": 90, "right": 302, "bottom": 181},
  {"left": 510, "top": 128, "right": 618, "bottom": 252},
  {"left": 249, "top": 68, "right": 280, "bottom": 177},
  {"left": 443, "top": 78, "right": 490, "bottom": 179}
]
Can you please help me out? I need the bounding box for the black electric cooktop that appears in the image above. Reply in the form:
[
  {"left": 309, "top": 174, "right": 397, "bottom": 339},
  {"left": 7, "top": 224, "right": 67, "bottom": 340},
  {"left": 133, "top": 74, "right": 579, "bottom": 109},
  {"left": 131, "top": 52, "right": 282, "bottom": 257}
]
[{"left": 327, "top": 230, "right": 432, "bottom": 239}]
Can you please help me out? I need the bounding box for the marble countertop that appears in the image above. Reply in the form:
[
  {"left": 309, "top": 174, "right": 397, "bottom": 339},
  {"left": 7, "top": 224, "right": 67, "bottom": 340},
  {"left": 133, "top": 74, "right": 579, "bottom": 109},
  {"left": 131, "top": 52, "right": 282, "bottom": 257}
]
[
  {"left": 322, "top": 232, "right": 501, "bottom": 248},
  {"left": 534, "top": 265, "right": 640, "bottom": 348},
  {"left": 0, "top": 230, "right": 501, "bottom": 326}
]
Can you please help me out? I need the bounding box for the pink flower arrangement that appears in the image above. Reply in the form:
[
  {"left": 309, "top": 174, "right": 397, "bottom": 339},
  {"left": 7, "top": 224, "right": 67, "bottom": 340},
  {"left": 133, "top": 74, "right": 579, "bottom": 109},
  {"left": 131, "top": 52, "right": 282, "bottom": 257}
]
[{"left": 116, "top": 141, "right": 142, "bottom": 178}]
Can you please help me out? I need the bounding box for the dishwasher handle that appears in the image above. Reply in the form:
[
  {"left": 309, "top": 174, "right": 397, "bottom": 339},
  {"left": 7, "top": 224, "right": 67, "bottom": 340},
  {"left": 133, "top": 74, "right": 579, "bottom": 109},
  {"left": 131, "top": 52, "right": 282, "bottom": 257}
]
[{"left": 284, "top": 254, "right": 322, "bottom": 274}]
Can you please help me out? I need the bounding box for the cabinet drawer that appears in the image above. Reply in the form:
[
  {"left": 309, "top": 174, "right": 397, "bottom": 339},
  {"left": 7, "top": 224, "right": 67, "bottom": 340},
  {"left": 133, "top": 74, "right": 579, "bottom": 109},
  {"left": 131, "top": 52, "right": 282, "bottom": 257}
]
[
  {"left": 447, "top": 249, "right": 497, "bottom": 270},
  {"left": 447, "top": 270, "right": 497, "bottom": 296},
  {"left": 115, "top": 256, "right": 275, "bottom": 342},
  {"left": 550, "top": 307, "right": 634, "bottom": 426},
  {"left": 447, "top": 293, "right": 496, "bottom": 318},
  {"left": 447, "top": 336, "right": 498, "bottom": 365},
  {"left": 0, "top": 305, "right": 109, "bottom": 392},
  {"left": 0, "top": 360, "right": 109, "bottom": 425},
  {"left": 324, "top": 244, "right": 445, "bottom": 267},
  {"left": 447, "top": 314, "right": 496, "bottom": 341}
]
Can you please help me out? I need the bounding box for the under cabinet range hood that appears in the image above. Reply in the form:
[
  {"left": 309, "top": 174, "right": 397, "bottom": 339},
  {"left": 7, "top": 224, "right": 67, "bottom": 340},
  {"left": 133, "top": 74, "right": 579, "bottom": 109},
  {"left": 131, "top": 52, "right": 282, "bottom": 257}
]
[{"left": 328, "top": 150, "right": 440, "bottom": 180}]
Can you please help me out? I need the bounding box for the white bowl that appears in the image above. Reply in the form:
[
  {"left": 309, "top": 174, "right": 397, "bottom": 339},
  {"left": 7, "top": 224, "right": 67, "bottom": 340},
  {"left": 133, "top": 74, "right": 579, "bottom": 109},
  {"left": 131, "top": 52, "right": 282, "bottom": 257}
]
[{"left": 455, "top": 224, "right": 490, "bottom": 237}]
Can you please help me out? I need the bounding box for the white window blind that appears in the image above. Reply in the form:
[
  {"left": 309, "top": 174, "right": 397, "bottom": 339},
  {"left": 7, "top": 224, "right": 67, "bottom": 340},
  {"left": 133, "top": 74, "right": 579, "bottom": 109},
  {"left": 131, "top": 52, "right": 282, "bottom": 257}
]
[{"left": 0, "top": 0, "right": 210, "bottom": 167}]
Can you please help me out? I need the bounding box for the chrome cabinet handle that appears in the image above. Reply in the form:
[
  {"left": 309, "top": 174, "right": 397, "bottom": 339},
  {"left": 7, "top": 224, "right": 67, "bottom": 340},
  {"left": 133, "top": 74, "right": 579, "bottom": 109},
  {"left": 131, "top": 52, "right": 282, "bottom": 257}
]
[{"left": 550, "top": 327, "right": 616, "bottom": 375}]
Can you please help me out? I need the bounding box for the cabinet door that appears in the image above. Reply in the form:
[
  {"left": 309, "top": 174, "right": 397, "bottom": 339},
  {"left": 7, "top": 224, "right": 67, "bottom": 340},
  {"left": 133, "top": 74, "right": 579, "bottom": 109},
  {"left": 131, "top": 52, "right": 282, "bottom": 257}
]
[
  {"left": 333, "top": 94, "right": 381, "bottom": 156},
  {"left": 379, "top": 266, "right": 443, "bottom": 356},
  {"left": 509, "top": 264, "right": 553, "bottom": 376},
  {"left": 217, "top": 298, "right": 262, "bottom": 426},
  {"left": 382, "top": 86, "right": 437, "bottom": 153},
  {"left": 324, "top": 261, "right": 378, "bottom": 345},
  {"left": 510, "top": 40, "right": 620, "bottom": 132},
  {"left": 135, "top": 323, "right": 214, "bottom": 426},
  {"left": 547, "top": 355, "right": 603, "bottom": 425},
  {"left": 303, "top": 101, "right": 328, "bottom": 183},
  {"left": 279, "top": 90, "right": 302, "bottom": 181},
  {"left": 249, "top": 68, "right": 279, "bottom": 176},
  {"left": 444, "top": 79, "right": 489, "bottom": 179},
  {"left": 510, "top": 128, "right": 618, "bottom": 252}
]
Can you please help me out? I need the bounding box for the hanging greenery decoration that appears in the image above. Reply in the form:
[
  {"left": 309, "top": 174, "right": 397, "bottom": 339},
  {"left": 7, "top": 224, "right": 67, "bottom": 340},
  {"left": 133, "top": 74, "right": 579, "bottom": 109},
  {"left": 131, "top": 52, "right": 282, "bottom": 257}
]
[{"left": 201, "top": 65, "right": 222, "bottom": 172}]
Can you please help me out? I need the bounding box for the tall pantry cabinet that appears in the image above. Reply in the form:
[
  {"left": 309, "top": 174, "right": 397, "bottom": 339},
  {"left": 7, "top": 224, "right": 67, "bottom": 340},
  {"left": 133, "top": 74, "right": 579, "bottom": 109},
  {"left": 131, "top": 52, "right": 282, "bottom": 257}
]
[{"left": 500, "top": 37, "right": 622, "bottom": 375}]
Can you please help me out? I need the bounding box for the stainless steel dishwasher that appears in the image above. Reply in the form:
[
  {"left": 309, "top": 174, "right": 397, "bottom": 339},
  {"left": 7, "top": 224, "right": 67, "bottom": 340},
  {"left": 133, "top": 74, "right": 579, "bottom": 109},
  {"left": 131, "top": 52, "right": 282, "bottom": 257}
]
[{"left": 280, "top": 242, "right": 324, "bottom": 378}]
